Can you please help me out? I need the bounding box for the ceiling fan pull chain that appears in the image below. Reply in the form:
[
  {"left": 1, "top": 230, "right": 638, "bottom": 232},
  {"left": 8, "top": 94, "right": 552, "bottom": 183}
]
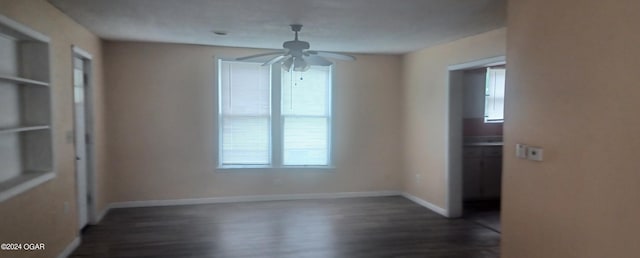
[
  {"left": 228, "top": 63, "right": 232, "bottom": 109},
  {"left": 290, "top": 71, "right": 294, "bottom": 109}
]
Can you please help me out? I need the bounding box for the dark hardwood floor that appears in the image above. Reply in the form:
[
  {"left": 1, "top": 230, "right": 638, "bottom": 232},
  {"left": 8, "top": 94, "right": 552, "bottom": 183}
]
[
  {"left": 70, "top": 196, "right": 500, "bottom": 258},
  {"left": 464, "top": 200, "right": 501, "bottom": 233}
]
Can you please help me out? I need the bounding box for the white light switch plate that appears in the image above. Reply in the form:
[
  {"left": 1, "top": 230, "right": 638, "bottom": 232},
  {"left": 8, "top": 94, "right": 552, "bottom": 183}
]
[
  {"left": 516, "top": 144, "right": 528, "bottom": 159},
  {"left": 527, "top": 146, "right": 544, "bottom": 161}
]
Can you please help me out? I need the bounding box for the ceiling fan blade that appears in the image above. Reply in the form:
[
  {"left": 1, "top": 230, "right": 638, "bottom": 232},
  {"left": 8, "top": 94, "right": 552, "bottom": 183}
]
[
  {"left": 262, "top": 55, "right": 287, "bottom": 66},
  {"left": 305, "top": 55, "right": 333, "bottom": 66},
  {"left": 236, "top": 51, "right": 285, "bottom": 61},
  {"left": 308, "top": 50, "right": 356, "bottom": 61}
]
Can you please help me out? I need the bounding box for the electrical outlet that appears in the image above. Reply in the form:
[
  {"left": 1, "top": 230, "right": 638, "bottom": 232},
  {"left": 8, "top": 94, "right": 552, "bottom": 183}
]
[{"left": 527, "top": 146, "right": 544, "bottom": 161}]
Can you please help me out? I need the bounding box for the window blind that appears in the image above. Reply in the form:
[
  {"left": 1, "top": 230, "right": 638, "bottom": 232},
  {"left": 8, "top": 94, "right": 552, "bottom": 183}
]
[
  {"left": 219, "top": 61, "right": 271, "bottom": 165},
  {"left": 281, "top": 66, "right": 331, "bottom": 166}
]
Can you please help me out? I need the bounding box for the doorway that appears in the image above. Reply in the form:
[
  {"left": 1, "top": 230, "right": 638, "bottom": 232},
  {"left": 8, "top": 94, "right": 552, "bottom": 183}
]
[
  {"left": 72, "top": 46, "right": 96, "bottom": 230},
  {"left": 447, "top": 56, "right": 505, "bottom": 233}
]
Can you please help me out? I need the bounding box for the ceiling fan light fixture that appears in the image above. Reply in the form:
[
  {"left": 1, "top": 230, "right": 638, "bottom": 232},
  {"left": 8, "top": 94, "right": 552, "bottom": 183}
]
[
  {"left": 282, "top": 57, "right": 294, "bottom": 71},
  {"left": 292, "top": 57, "right": 310, "bottom": 72}
]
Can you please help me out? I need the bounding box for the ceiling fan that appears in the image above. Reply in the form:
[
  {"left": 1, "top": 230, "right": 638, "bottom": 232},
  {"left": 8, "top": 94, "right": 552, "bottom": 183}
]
[{"left": 236, "top": 24, "right": 356, "bottom": 72}]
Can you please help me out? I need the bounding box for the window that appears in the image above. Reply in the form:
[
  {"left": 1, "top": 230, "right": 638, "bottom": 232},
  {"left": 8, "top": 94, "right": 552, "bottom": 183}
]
[
  {"left": 217, "top": 59, "right": 332, "bottom": 168},
  {"left": 218, "top": 61, "right": 271, "bottom": 166},
  {"left": 282, "top": 67, "right": 332, "bottom": 166},
  {"left": 484, "top": 67, "right": 506, "bottom": 123}
]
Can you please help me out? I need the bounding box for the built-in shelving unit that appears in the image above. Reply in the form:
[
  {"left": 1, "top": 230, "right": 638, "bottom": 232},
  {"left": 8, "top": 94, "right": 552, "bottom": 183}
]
[{"left": 0, "top": 15, "right": 54, "bottom": 202}]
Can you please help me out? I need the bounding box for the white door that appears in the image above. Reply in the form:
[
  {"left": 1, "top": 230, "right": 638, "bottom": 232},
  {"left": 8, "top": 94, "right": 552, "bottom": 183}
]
[{"left": 73, "top": 57, "right": 88, "bottom": 228}]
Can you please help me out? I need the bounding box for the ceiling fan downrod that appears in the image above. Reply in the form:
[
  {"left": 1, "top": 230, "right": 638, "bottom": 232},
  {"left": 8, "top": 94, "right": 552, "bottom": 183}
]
[{"left": 290, "top": 24, "right": 302, "bottom": 40}]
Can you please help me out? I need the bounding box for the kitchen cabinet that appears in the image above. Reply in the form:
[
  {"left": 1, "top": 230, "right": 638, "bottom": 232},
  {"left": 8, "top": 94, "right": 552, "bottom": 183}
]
[{"left": 463, "top": 145, "right": 502, "bottom": 201}]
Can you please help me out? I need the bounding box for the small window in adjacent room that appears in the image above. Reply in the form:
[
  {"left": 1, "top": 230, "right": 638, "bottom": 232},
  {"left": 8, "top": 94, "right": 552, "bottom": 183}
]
[{"left": 484, "top": 67, "right": 506, "bottom": 123}]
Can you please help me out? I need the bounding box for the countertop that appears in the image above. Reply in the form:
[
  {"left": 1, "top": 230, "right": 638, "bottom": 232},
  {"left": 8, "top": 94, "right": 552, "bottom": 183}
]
[{"left": 463, "top": 142, "right": 504, "bottom": 147}]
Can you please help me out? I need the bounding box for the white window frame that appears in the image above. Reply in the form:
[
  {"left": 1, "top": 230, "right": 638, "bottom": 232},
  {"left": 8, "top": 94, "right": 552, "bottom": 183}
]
[
  {"left": 484, "top": 67, "right": 506, "bottom": 123},
  {"left": 279, "top": 65, "right": 333, "bottom": 168},
  {"left": 217, "top": 59, "right": 273, "bottom": 168},
  {"left": 216, "top": 58, "right": 334, "bottom": 169}
]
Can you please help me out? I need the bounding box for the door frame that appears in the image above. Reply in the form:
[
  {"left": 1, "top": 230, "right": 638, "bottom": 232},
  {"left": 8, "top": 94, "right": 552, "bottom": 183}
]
[
  {"left": 71, "top": 45, "right": 98, "bottom": 226},
  {"left": 446, "top": 56, "right": 505, "bottom": 218}
]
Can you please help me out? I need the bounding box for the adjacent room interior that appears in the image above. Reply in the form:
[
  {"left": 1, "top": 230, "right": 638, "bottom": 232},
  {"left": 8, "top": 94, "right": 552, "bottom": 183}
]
[
  {"left": 1, "top": 0, "right": 639, "bottom": 257},
  {"left": 462, "top": 66, "right": 504, "bottom": 232}
]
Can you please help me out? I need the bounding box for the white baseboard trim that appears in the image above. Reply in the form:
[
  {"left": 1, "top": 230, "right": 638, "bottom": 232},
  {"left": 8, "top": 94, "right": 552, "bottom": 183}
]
[
  {"left": 401, "top": 192, "right": 449, "bottom": 217},
  {"left": 56, "top": 237, "right": 80, "bottom": 258},
  {"left": 92, "top": 207, "right": 109, "bottom": 224},
  {"left": 80, "top": 192, "right": 450, "bottom": 228},
  {"left": 108, "top": 191, "right": 402, "bottom": 209}
]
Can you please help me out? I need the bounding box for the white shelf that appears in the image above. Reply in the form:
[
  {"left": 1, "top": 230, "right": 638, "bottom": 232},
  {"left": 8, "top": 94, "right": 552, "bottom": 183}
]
[
  {"left": 0, "top": 74, "right": 49, "bottom": 87},
  {"left": 0, "top": 125, "right": 50, "bottom": 134},
  {"left": 0, "top": 171, "right": 55, "bottom": 202}
]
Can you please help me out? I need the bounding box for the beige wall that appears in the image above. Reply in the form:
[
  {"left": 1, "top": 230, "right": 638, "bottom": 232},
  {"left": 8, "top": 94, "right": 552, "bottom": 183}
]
[
  {"left": 104, "top": 41, "right": 403, "bottom": 202},
  {"left": 501, "top": 1, "right": 640, "bottom": 257},
  {"left": 0, "top": 0, "right": 106, "bottom": 257},
  {"left": 401, "top": 29, "right": 506, "bottom": 209}
]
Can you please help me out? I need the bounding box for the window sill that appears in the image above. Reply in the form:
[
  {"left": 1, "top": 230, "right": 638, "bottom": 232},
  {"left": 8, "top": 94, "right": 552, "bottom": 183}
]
[
  {"left": 217, "top": 165, "right": 273, "bottom": 169},
  {"left": 0, "top": 171, "right": 55, "bottom": 202},
  {"left": 216, "top": 166, "right": 336, "bottom": 172}
]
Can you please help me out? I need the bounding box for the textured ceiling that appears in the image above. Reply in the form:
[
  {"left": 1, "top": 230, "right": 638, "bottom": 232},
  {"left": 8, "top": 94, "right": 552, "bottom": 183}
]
[{"left": 49, "top": 0, "right": 506, "bottom": 54}]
